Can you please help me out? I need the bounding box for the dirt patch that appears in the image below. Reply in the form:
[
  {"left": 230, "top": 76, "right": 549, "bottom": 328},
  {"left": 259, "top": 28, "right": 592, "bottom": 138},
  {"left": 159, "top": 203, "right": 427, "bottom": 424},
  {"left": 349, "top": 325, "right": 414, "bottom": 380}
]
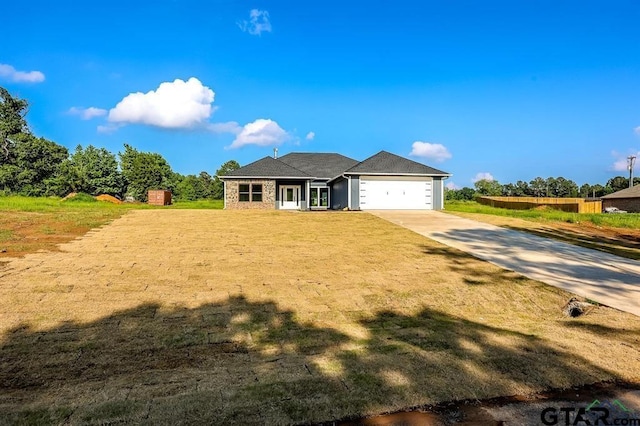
[
  {"left": 0, "top": 209, "right": 125, "bottom": 258},
  {"left": 96, "top": 194, "right": 123, "bottom": 204},
  {"left": 337, "top": 381, "right": 640, "bottom": 425}
]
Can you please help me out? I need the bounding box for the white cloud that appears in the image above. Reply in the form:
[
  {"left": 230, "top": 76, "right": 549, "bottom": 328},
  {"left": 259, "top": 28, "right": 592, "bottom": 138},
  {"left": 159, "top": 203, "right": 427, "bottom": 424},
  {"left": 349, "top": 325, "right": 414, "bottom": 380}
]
[
  {"left": 472, "top": 172, "right": 494, "bottom": 183},
  {"left": 634, "top": 126, "right": 640, "bottom": 136},
  {"left": 97, "top": 124, "right": 121, "bottom": 134},
  {"left": 446, "top": 182, "right": 460, "bottom": 190},
  {"left": 305, "top": 131, "right": 315, "bottom": 141},
  {"left": 611, "top": 150, "right": 640, "bottom": 172},
  {"left": 0, "top": 63, "right": 45, "bottom": 83},
  {"left": 229, "top": 119, "right": 289, "bottom": 149},
  {"left": 238, "top": 9, "right": 272, "bottom": 35},
  {"left": 208, "top": 121, "right": 242, "bottom": 134},
  {"left": 107, "top": 77, "right": 215, "bottom": 129},
  {"left": 409, "top": 141, "right": 452, "bottom": 162},
  {"left": 68, "top": 106, "right": 107, "bottom": 120}
]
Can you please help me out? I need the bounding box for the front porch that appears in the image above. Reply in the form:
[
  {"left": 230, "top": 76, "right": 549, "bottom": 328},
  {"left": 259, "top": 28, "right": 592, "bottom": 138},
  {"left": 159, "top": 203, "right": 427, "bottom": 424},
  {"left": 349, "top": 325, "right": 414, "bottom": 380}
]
[
  {"left": 275, "top": 180, "right": 330, "bottom": 210},
  {"left": 224, "top": 178, "right": 332, "bottom": 211}
]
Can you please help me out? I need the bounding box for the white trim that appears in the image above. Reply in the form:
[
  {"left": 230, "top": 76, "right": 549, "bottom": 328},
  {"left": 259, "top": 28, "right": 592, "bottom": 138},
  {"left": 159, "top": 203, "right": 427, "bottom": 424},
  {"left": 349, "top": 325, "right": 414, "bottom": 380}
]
[
  {"left": 347, "top": 176, "right": 352, "bottom": 209},
  {"left": 220, "top": 176, "right": 313, "bottom": 180},
  {"left": 279, "top": 185, "right": 301, "bottom": 210},
  {"left": 344, "top": 172, "right": 451, "bottom": 177},
  {"left": 327, "top": 172, "right": 451, "bottom": 183},
  {"left": 223, "top": 180, "right": 227, "bottom": 209}
]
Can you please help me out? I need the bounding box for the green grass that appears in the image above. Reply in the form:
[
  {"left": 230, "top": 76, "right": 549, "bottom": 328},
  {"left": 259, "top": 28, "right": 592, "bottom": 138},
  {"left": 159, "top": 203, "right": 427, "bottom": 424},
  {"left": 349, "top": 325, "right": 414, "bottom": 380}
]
[
  {"left": 0, "top": 195, "right": 223, "bottom": 212},
  {"left": 445, "top": 200, "right": 640, "bottom": 229},
  {"left": 167, "top": 199, "right": 223, "bottom": 209}
]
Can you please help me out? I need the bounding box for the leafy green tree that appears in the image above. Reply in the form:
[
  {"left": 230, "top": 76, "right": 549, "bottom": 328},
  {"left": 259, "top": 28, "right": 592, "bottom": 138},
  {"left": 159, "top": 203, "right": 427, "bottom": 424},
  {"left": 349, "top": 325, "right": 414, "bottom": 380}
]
[
  {"left": 544, "top": 177, "right": 556, "bottom": 197},
  {"left": 513, "top": 180, "right": 531, "bottom": 196},
  {"left": 175, "top": 174, "right": 200, "bottom": 201},
  {"left": 606, "top": 176, "right": 629, "bottom": 193},
  {"left": 547, "top": 177, "right": 578, "bottom": 198},
  {"left": 474, "top": 179, "right": 502, "bottom": 196},
  {"left": 0, "top": 87, "right": 29, "bottom": 163},
  {"left": 579, "top": 183, "right": 592, "bottom": 198},
  {"left": 198, "top": 171, "right": 214, "bottom": 199},
  {"left": 446, "top": 186, "right": 475, "bottom": 201},
  {"left": 55, "top": 145, "right": 122, "bottom": 196},
  {"left": 501, "top": 183, "right": 517, "bottom": 196},
  {"left": 213, "top": 160, "right": 240, "bottom": 199},
  {"left": 0, "top": 133, "right": 68, "bottom": 195},
  {"left": 119, "top": 144, "right": 174, "bottom": 202},
  {"left": 529, "top": 177, "right": 547, "bottom": 197},
  {"left": 591, "top": 184, "right": 609, "bottom": 197},
  {"left": 458, "top": 187, "right": 475, "bottom": 200},
  {"left": 170, "top": 171, "right": 215, "bottom": 201}
]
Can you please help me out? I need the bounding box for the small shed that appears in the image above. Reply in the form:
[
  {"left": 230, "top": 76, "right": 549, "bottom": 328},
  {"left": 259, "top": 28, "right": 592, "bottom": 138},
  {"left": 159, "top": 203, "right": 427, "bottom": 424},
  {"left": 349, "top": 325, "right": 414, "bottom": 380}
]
[{"left": 148, "top": 190, "right": 172, "bottom": 206}]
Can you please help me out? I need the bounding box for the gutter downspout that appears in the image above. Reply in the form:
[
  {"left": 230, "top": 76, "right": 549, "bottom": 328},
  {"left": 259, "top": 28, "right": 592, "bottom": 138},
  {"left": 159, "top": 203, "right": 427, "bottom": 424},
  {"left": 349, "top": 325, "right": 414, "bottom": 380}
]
[{"left": 347, "top": 175, "right": 352, "bottom": 210}]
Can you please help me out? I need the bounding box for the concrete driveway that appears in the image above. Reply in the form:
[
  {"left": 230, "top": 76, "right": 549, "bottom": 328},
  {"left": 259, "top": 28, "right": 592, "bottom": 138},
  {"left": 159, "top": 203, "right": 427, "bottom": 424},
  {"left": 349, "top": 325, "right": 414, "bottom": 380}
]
[{"left": 371, "top": 210, "right": 640, "bottom": 317}]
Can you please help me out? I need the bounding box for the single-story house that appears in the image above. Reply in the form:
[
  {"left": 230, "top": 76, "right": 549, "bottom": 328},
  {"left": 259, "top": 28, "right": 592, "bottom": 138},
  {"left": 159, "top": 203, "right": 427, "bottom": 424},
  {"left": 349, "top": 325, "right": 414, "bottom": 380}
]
[
  {"left": 601, "top": 186, "right": 640, "bottom": 212},
  {"left": 219, "top": 150, "right": 451, "bottom": 210}
]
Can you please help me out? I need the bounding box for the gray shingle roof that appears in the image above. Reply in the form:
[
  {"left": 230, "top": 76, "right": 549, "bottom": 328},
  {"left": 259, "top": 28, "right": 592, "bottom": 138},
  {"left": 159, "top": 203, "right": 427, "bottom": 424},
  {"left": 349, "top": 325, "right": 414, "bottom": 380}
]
[
  {"left": 344, "top": 151, "right": 450, "bottom": 176},
  {"left": 601, "top": 185, "right": 640, "bottom": 199},
  {"left": 220, "top": 156, "right": 312, "bottom": 179},
  {"left": 278, "top": 153, "right": 359, "bottom": 180}
]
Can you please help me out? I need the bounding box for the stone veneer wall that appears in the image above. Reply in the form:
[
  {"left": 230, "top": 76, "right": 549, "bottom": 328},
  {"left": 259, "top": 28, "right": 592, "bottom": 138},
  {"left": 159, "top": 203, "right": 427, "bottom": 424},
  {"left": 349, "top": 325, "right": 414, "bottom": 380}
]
[{"left": 225, "top": 180, "right": 276, "bottom": 210}]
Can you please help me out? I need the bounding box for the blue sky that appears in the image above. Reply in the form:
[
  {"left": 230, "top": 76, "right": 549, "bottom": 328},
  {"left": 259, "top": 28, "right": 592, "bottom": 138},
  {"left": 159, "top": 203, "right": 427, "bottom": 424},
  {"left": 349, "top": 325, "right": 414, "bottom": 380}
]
[{"left": 2, "top": 0, "right": 640, "bottom": 188}]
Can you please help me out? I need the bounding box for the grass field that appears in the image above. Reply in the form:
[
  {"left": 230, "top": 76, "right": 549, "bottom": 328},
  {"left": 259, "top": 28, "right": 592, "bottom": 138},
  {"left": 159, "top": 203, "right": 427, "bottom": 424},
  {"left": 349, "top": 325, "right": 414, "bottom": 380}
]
[
  {"left": 1, "top": 208, "right": 638, "bottom": 424},
  {"left": 0, "top": 196, "right": 222, "bottom": 258},
  {"left": 445, "top": 200, "right": 640, "bottom": 228}
]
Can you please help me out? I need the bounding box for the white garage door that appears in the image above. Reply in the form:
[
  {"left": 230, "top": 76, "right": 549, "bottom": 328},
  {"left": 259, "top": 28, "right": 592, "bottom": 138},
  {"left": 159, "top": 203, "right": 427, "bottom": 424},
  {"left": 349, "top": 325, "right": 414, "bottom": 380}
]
[{"left": 359, "top": 177, "right": 432, "bottom": 210}]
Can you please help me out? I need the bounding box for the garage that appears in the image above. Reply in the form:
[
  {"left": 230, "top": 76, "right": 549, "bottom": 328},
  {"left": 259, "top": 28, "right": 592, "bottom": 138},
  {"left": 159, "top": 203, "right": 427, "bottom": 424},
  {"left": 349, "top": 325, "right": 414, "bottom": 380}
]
[{"left": 359, "top": 176, "right": 432, "bottom": 210}]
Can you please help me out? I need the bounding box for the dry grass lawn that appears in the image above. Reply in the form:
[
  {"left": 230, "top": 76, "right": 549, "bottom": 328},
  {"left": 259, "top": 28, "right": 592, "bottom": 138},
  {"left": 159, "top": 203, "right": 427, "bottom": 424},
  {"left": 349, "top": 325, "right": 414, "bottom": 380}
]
[{"left": 0, "top": 210, "right": 639, "bottom": 425}]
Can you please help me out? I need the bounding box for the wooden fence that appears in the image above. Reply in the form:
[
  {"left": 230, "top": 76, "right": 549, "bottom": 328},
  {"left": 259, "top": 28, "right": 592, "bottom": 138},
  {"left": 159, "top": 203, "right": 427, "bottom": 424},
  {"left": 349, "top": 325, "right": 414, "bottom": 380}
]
[{"left": 476, "top": 196, "right": 602, "bottom": 214}]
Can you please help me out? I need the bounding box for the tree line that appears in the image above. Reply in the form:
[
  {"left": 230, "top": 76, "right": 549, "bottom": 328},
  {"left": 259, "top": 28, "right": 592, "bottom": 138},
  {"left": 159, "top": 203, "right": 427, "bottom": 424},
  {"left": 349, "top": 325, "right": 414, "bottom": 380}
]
[
  {"left": 447, "top": 175, "right": 636, "bottom": 201},
  {"left": 0, "top": 87, "right": 239, "bottom": 202}
]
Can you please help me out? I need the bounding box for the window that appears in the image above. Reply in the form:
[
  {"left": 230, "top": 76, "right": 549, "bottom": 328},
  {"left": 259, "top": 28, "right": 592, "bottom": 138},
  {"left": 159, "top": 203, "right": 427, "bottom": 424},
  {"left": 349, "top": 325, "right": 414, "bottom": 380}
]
[
  {"left": 239, "top": 184, "right": 250, "bottom": 202},
  {"left": 310, "top": 187, "right": 329, "bottom": 208},
  {"left": 251, "top": 184, "right": 263, "bottom": 202}
]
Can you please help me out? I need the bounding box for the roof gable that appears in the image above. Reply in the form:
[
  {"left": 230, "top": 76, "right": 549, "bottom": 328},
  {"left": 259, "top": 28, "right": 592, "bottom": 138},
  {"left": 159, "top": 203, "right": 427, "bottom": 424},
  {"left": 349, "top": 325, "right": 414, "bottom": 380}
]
[
  {"left": 344, "top": 151, "right": 450, "bottom": 176},
  {"left": 220, "top": 156, "right": 312, "bottom": 179},
  {"left": 601, "top": 185, "right": 640, "bottom": 199},
  {"left": 278, "top": 152, "right": 359, "bottom": 179}
]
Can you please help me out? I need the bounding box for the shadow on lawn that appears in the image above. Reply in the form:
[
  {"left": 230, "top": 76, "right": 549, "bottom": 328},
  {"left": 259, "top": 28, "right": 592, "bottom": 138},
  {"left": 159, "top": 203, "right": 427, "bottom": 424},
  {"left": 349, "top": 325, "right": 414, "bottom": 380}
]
[
  {"left": 421, "top": 244, "right": 529, "bottom": 286},
  {"left": 0, "top": 296, "right": 621, "bottom": 425},
  {"left": 503, "top": 225, "right": 640, "bottom": 261}
]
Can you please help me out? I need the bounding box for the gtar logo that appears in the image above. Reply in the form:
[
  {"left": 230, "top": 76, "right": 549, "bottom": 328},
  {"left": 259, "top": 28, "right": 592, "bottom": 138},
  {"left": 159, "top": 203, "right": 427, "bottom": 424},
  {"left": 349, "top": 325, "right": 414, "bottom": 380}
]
[{"left": 540, "top": 399, "right": 639, "bottom": 426}]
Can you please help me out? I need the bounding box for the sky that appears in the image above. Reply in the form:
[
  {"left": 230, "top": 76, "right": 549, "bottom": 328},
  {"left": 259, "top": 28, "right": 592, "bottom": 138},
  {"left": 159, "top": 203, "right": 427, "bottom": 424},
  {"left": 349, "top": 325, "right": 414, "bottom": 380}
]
[{"left": 2, "top": 0, "right": 640, "bottom": 189}]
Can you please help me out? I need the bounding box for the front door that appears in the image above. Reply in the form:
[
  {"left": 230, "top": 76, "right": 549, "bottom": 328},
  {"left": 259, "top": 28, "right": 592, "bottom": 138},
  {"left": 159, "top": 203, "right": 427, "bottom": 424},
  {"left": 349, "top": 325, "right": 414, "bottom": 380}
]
[{"left": 280, "top": 185, "right": 300, "bottom": 210}]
